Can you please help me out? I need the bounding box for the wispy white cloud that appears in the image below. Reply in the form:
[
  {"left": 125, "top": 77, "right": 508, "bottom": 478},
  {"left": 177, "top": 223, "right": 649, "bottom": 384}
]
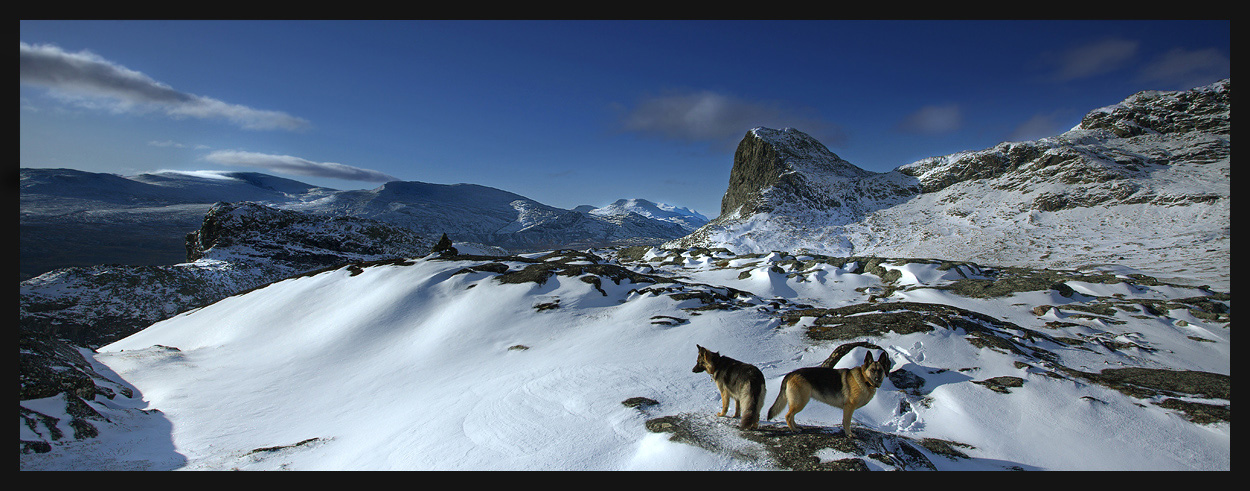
[
  {"left": 149, "top": 140, "right": 209, "bottom": 150},
  {"left": 1007, "top": 111, "right": 1070, "bottom": 142},
  {"left": 1045, "top": 38, "right": 1139, "bottom": 82},
  {"left": 1136, "top": 47, "right": 1230, "bottom": 90},
  {"left": 618, "top": 90, "right": 846, "bottom": 148},
  {"left": 204, "top": 150, "right": 399, "bottom": 183},
  {"left": 897, "top": 104, "right": 962, "bottom": 135},
  {"left": 19, "top": 42, "right": 309, "bottom": 131},
  {"left": 1040, "top": 38, "right": 1228, "bottom": 90}
]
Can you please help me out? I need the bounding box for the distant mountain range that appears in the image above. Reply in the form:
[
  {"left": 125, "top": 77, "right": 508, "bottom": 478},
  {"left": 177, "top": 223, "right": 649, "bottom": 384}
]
[
  {"left": 19, "top": 169, "right": 339, "bottom": 280},
  {"left": 19, "top": 168, "right": 703, "bottom": 280},
  {"left": 579, "top": 198, "right": 709, "bottom": 231},
  {"left": 280, "top": 180, "right": 702, "bottom": 252},
  {"left": 669, "top": 79, "right": 1229, "bottom": 291},
  {"left": 19, "top": 164, "right": 709, "bottom": 348}
]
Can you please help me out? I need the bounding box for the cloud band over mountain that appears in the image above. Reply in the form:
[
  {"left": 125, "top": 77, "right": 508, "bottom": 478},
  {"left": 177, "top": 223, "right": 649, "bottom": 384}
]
[
  {"left": 619, "top": 90, "right": 847, "bottom": 148},
  {"left": 1042, "top": 38, "right": 1229, "bottom": 90},
  {"left": 19, "top": 42, "right": 309, "bottom": 131},
  {"left": 205, "top": 150, "right": 399, "bottom": 183}
]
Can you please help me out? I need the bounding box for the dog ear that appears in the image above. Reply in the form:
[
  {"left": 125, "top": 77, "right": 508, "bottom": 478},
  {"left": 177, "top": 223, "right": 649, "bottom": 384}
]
[
  {"left": 877, "top": 351, "right": 891, "bottom": 371},
  {"left": 863, "top": 350, "right": 873, "bottom": 365}
]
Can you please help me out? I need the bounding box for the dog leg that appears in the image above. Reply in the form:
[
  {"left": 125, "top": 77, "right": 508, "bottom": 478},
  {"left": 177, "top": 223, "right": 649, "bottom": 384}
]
[
  {"left": 784, "top": 393, "right": 808, "bottom": 431},
  {"left": 842, "top": 406, "right": 855, "bottom": 438}
]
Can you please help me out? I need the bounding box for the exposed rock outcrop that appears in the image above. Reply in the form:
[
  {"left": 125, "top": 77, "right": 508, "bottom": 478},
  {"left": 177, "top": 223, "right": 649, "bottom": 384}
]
[
  {"left": 1075, "top": 79, "right": 1230, "bottom": 137},
  {"left": 185, "top": 201, "right": 434, "bottom": 265}
]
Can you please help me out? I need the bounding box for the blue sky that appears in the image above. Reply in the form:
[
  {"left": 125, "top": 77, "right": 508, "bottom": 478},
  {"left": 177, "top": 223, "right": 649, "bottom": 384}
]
[{"left": 20, "top": 20, "right": 1230, "bottom": 218}]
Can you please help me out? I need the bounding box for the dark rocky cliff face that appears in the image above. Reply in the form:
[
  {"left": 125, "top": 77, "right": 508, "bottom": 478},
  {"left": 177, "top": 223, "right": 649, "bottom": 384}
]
[
  {"left": 721, "top": 130, "right": 789, "bottom": 217},
  {"left": 720, "top": 127, "right": 876, "bottom": 218}
]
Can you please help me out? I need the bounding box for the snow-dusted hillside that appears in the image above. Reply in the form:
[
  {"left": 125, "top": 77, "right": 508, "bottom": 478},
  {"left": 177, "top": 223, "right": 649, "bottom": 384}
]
[
  {"left": 285, "top": 182, "right": 694, "bottom": 251},
  {"left": 670, "top": 80, "right": 1230, "bottom": 292},
  {"left": 20, "top": 248, "right": 1229, "bottom": 470}
]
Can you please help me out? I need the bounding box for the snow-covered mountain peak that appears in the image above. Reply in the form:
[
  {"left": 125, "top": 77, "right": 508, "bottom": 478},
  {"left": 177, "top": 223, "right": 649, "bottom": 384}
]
[{"left": 588, "top": 198, "right": 709, "bottom": 230}]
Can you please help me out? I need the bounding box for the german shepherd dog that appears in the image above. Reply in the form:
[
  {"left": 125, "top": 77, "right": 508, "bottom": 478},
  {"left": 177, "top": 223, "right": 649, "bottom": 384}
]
[
  {"left": 767, "top": 351, "right": 889, "bottom": 437},
  {"left": 693, "top": 345, "right": 767, "bottom": 430}
]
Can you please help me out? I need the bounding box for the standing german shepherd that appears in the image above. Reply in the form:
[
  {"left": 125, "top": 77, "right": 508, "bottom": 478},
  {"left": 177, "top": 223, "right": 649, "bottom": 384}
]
[
  {"left": 692, "top": 345, "right": 767, "bottom": 430},
  {"left": 767, "top": 351, "right": 889, "bottom": 437}
]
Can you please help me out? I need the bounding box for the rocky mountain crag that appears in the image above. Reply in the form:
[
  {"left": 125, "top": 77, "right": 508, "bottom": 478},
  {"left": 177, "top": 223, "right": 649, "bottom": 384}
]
[{"left": 668, "top": 79, "right": 1229, "bottom": 291}]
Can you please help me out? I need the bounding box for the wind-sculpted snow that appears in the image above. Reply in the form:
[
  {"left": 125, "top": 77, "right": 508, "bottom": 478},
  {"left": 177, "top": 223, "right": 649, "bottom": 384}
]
[{"left": 21, "top": 246, "right": 1229, "bottom": 470}]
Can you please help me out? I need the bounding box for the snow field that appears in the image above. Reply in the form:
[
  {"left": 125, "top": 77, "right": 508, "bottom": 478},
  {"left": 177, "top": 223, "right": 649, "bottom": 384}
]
[{"left": 24, "top": 250, "right": 1227, "bottom": 471}]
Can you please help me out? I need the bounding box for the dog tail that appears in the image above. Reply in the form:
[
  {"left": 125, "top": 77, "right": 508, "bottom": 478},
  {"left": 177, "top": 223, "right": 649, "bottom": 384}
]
[
  {"left": 740, "top": 376, "right": 766, "bottom": 430},
  {"left": 766, "top": 373, "right": 793, "bottom": 421}
]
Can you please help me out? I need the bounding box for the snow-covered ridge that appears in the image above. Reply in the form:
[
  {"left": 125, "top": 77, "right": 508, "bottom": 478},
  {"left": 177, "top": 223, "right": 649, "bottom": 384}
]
[{"left": 1076, "top": 78, "right": 1230, "bottom": 132}]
